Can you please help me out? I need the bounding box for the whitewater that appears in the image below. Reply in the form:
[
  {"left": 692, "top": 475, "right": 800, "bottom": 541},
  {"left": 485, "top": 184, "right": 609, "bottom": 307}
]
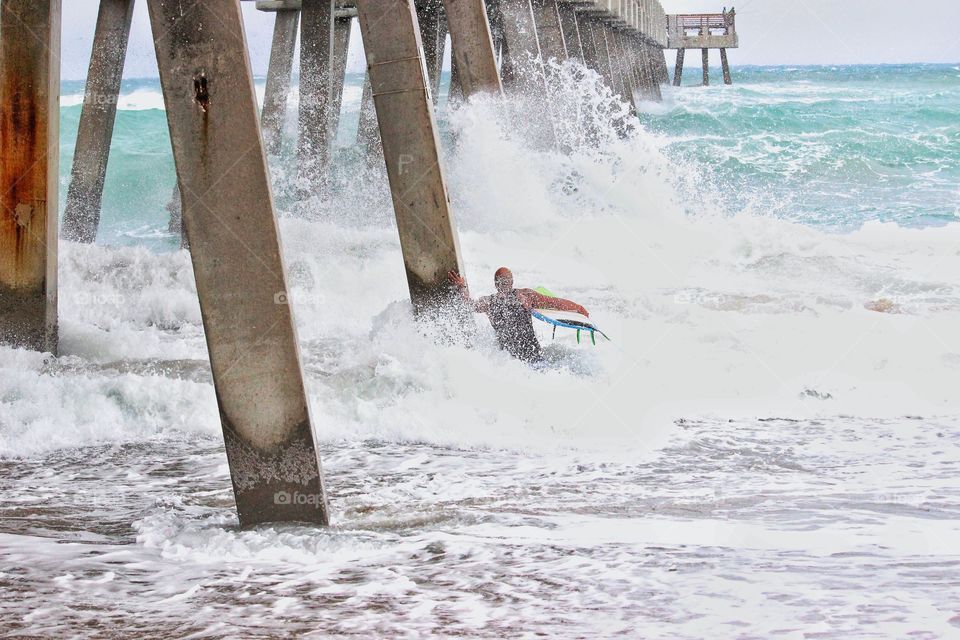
[{"left": 2, "top": 63, "right": 959, "bottom": 636}]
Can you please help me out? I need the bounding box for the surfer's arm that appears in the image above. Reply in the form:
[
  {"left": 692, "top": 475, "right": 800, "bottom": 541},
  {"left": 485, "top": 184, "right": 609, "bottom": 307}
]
[
  {"left": 447, "top": 270, "right": 489, "bottom": 313},
  {"left": 520, "top": 289, "right": 589, "bottom": 317}
]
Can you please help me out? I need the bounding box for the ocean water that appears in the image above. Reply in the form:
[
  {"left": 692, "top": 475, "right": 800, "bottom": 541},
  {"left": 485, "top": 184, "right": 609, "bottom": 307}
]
[{"left": 2, "top": 62, "right": 960, "bottom": 636}]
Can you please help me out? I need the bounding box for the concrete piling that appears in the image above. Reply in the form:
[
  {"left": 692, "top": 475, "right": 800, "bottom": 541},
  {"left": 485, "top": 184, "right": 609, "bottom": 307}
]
[
  {"left": 720, "top": 47, "right": 732, "bottom": 85},
  {"left": 530, "top": 0, "right": 567, "bottom": 62},
  {"left": 498, "top": 0, "right": 543, "bottom": 91},
  {"left": 298, "top": 0, "right": 335, "bottom": 195},
  {"left": 261, "top": 9, "right": 300, "bottom": 156},
  {"left": 0, "top": 0, "right": 60, "bottom": 353},
  {"left": 146, "top": 0, "right": 329, "bottom": 526},
  {"left": 61, "top": 0, "right": 134, "bottom": 244},
  {"left": 701, "top": 47, "right": 709, "bottom": 86},
  {"left": 673, "top": 47, "right": 684, "bottom": 86},
  {"left": 557, "top": 3, "right": 583, "bottom": 61},
  {"left": 415, "top": 0, "right": 448, "bottom": 102},
  {"left": 354, "top": 0, "right": 468, "bottom": 316},
  {"left": 329, "top": 16, "right": 353, "bottom": 138},
  {"left": 442, "top": 0, "right": 503, "bottom": 99}
]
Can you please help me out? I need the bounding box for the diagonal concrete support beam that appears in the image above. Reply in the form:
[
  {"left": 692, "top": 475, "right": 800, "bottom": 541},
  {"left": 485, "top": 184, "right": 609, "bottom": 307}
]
[
  {"left": 497, "top": 0, "right": 543, "bottom": 92},
  {"left": 261, "top": 9, "right": 299, "bottom": 156},
  {"left": 442, "top": 0, "right": 503, "bottom": 99},
  {"left": 298, "top": 0, "right": 335, "bottom": 195},
  {"left": 415, "top": 0, "right": 448, "bottom": 102},
  {"left": 0, "top": 0, "right": 60, "bottom": 353},
  {"left": 557, "top": 3, "right": 583, "bottom": 61},
  {"left": 354, "top": 0, "right": 468, "bottom": 316},
  {"left": 329, "top": 15, "right": 352, "bottom": 140},
  {"left": 147, "top": 0, "right": 329, "bottom": 526},
  {"left": 61, "top": 0, "right": 134, "bottom": 244},
  {"left": 530, "top": 0, "right": 566, "bottom": 62}
]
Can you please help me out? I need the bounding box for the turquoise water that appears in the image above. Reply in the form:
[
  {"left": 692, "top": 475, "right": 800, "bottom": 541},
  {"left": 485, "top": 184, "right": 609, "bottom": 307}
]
[
  {"left": 59, "top": 63, "right": 960, "bottom": 249},
  {"left": 641, "top": 64, "right": 960, "bottom": 229}
]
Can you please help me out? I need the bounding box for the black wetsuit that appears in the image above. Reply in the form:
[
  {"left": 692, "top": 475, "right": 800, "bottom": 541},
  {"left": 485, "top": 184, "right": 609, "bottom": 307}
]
[{"left": 484, "top": 290, "right": 542, "bottom": 363}]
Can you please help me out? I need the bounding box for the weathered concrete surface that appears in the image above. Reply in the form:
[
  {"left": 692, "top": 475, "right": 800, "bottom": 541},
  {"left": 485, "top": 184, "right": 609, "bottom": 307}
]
[
  {"left": 609, "top": 29, "right": 633, "bottom": 106},
  {"left": 557, "top": 3, "right": 582, "bottom": 61},
  {"left": 329, "top": 16, "right": 352, "bottom": 135},
  {"left": 673, "top": 47, "right": 684, "bottom": 86},
  {"left": 584, "top": 17, "right": 617, "bottom": 93},
  {"left": 0, "top": 0, "right": 60, "bottom": 353},
  {"left": 442, "top": 0, "right": 502, "bottom": 98},
  {"left": 701, "top": 47, "right": 709, "bottom": 86},
  {"left": 261, "top": 9, "right": 299, "bottom": 155},
  {"left": 530, "top": 0, "right": 566, "bottom": 62},
  {"left": 355, "top": 0, "right": 468, "bottom": 316},
  {"left": 498, "top": 0, "right": 542, "bottom": 91},
  {"left": 298, "top": 0, "right": 334, "bottom": 194},
  {"left": 721, "top": 47, "right": 732, "bottom": 85},
  {"left": 146, "top": 0, "right": 328, "bottom": 526},
  {"left": 61, "top": 0, "right": 134, "bottom": 244},
  {"left": 415, "top": 0, "right": 447, "bottom": 102},
  {"left": 644, "top": 41, "right": 663, "bottom": 99}
]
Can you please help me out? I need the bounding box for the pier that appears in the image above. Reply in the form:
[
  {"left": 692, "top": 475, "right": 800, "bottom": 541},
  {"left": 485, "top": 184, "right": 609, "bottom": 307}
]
[
  {"left": 2, "top": 0, "right": 676, "bottom": 526},
  {"left": 666, "top": 8, "right": 737, "bottom": 85}
]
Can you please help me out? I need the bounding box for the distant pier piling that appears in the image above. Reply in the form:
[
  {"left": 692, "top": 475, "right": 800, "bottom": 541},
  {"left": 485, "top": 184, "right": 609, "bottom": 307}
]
[
  {"left": 0, "top": 0, "right": 60, "bottom": 354},
  {"left": 443, "top": 0, "right": 503, "bottom": 98},
  {"left": 61, "top": 0, "right": 134, "bottom": 244},
  {"left": 261, "top": 8, "right": 300, "bottom": 155},
  {"left": 666, "top": 8, "right": 738, "bottom": 87}
]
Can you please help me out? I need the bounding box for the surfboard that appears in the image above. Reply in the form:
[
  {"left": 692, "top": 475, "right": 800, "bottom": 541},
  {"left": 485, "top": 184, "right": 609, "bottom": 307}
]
[{"left": 532, "top": 287, "right": 610, "bottom": 345}]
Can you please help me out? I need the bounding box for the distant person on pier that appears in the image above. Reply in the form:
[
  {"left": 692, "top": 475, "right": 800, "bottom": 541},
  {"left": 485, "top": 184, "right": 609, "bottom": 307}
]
[{"left": 448, "top": 268, "right": 589, "bottom": 363}]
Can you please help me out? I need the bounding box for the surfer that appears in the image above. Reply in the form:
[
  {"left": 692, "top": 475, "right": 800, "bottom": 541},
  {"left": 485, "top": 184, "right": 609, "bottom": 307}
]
[{"left": 448, "top": 268, "right": 589, "bottom": 363}]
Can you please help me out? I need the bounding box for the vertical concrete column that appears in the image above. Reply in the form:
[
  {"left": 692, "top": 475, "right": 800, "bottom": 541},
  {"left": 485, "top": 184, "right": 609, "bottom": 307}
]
[
  {"left": 354, "top": 0, "right": 468, "bottom": 315},
  {"left": 498, "top": 0, "right": 543, "bottom": 91},
  {"left": 588, "top": 19, "right": 616, "bottom": 91},
  {"left": 530, "top": 0, "right": 567, "bottom": 62},
  {"left": 298, "top": 0, "right": 335, "bottom": 195},
  {"left": 146, "top": 0, "right": 329, "bottom": 527},
  {"left": 640, "top": 40, "right": 662, "bottom": 101},
  {"left": 329, "top": 16, "right": 353, "bottom": 141},
  {"left": 0, "top": 0, "right": 60, "bottom": 353},
  {"left": 720, "top": 47, "right": 732, "bottom": 85},
  {"left": 261, "top": 9, "right": 300, "bottom": 156},
  {"left": 415, "top": 0, "right": 447, "bottom": 102},
  {"left": 657, "top": 46, "right": 670, "bottom": 84},
  {"left": 442, "top": 0, "right": 503, "bottom": 98},
  {"left": 673, "top": 48, "right": 684, "bottom": 86},
  {"left": 557, "top": 4, "right": 583, "bottom": 61},
  {"left": 61, "top": 0, "right": 134, "bottom": 244},
  {"left": 701, "top": 47, "right": 709, "bottom": 86},
  {"left": 605, "top": 27, "right": 632, "bottom": 106},
  {"left": 577, "top": 13, "right": 600, "bottom": 70}
]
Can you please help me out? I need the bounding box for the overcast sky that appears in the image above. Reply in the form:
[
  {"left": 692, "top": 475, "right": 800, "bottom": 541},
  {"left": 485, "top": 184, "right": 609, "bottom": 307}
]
[{"left": 59, "top": 0, "right": 960, "bottom": 80}]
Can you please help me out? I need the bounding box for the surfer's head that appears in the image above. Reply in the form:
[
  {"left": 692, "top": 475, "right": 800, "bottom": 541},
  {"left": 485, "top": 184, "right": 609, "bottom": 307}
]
[{"left": 494, "top": 267, "right": 513, "bottom": 293}]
